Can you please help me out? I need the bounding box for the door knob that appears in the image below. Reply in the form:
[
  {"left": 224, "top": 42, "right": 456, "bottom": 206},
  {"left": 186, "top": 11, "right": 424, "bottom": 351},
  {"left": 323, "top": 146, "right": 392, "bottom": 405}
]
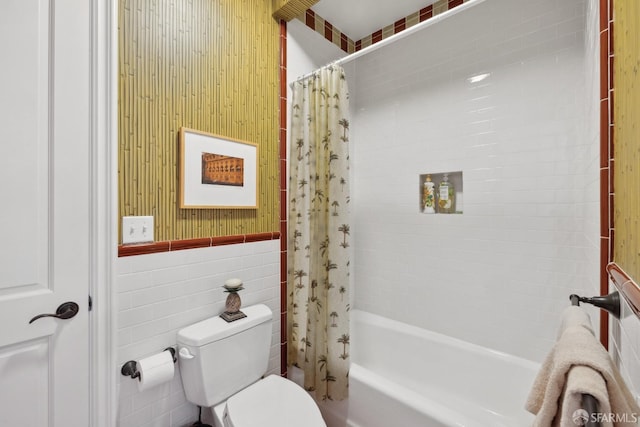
[{"left": 29, "top": 301, "right": 80, "bottom": 324}]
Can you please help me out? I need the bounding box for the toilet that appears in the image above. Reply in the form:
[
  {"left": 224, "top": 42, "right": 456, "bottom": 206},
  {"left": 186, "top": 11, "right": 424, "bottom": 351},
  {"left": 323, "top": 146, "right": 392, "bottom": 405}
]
[{"left": 177, "top": 304, "right": 326, "bottom": 427}]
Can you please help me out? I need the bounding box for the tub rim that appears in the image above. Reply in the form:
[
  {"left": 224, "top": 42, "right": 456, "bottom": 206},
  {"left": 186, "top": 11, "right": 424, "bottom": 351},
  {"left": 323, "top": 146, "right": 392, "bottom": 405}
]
[{"left": 352, "top": 309, "right": 541, "bottom": 371}]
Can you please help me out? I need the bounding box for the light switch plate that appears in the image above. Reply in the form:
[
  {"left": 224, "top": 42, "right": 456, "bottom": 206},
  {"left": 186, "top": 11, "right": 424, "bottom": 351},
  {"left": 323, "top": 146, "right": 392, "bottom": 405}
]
[{"left": 122, "top": 216, "right": 154, "bottom": 244}]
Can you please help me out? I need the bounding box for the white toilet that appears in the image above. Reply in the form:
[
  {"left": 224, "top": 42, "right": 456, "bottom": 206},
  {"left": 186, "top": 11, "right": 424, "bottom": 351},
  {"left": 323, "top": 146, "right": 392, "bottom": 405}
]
[{"left": 177, "top": 304, "right": 326, "bottom": 427}]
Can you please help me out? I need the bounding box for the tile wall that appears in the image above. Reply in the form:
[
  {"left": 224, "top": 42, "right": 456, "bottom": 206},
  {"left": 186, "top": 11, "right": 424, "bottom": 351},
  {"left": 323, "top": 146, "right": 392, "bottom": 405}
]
[
  {"left": 349, "top": 0, "right": 600, "bottom": 363},
  {"left": 116, "top": 240, "right": 281, "bottom": 427},
  {"left": 287, "top": 0, "right": 640, "bottom": 413},
  {"left": 610, "top": 278, "right": 640, "bottom": 403}
]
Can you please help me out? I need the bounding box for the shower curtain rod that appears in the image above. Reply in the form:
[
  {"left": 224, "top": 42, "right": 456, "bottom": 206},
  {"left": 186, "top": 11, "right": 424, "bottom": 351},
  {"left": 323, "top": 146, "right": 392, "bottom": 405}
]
[{"left": 290, "top": 0, "right": 485, "bottom": 87}]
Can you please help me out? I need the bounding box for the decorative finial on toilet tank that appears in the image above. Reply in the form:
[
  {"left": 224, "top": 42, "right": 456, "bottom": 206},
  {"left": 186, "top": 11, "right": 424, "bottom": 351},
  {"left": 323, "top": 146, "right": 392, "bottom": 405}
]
[{"left": 220, "top": 278, "right": 247, "bottom": 322}]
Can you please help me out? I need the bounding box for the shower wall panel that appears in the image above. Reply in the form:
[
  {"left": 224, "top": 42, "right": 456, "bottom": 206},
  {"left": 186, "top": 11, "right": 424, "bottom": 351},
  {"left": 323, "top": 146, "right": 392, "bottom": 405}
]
[{"left": 350, "top": 0, "right": 598, "bottom": 363}]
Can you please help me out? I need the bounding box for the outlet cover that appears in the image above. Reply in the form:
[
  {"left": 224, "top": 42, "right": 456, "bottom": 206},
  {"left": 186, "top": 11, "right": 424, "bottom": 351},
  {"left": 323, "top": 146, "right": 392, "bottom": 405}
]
[{"left": 122, "top": 216, "right": 154, "bottom": 244}]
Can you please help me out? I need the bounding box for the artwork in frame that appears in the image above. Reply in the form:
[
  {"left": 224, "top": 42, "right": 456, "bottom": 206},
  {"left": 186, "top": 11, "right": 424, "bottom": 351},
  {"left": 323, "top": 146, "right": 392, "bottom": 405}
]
[{"left": 179, "top": 127, "right": 258, "bottom": 209}]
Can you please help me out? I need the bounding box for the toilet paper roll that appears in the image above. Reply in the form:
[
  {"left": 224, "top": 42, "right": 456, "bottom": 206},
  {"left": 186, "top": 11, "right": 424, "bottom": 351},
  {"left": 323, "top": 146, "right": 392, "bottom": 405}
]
[{"left": 136, "top": 350, "right": 175, "bottom": 392}]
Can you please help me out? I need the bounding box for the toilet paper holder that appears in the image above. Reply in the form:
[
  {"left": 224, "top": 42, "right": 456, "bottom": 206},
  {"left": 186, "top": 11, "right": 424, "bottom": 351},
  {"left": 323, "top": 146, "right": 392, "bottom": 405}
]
[{"left": 121, "top": 347, "right": 177, "bottom": 381}]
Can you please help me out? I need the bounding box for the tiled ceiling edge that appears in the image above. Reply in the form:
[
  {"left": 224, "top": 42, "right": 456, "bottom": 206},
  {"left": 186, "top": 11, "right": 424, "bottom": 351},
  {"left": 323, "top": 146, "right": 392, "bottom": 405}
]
[
  {"left": 297, "top": 0, "right": 466, "bottom": 54},
  {"left": 356, "top": 0, "right": 464, "bottom": 51},
  {"left": 301, "top": 9, "right": 355, "bottom": 53}
]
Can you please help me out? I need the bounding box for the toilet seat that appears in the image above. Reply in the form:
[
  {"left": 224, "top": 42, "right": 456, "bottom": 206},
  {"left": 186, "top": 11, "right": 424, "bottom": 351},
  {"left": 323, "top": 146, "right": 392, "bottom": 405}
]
[{"left": 223, "top": 375, "right": 326, "bottom": 427}]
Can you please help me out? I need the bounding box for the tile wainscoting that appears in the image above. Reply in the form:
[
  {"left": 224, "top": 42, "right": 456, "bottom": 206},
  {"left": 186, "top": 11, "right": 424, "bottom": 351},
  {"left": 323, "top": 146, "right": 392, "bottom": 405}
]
[{"left": 116, "top": 238, "right": 281, "bottom": 427}]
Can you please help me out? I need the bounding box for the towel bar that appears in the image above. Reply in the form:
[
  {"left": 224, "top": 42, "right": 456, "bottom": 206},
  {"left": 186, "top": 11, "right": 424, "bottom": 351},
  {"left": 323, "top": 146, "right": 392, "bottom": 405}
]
[
  {"left": 569, "top": 297, "right": 602, "bottom": 427},
  {"left": 582, "top": 393, "right": 600, "bottom": 427}
]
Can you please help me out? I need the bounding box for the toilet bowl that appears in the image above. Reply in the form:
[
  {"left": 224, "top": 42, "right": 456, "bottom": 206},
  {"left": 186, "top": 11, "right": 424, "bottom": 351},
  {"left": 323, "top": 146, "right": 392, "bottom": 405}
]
[
  {"left": 176, "top": 304, "right": 326, "bottom": 427},
  {"left": 215, "top": 374, "right": 325, "bottom": 427}
]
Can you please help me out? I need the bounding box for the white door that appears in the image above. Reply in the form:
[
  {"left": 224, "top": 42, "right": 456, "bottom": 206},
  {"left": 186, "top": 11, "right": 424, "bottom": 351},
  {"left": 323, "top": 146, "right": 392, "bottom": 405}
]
[{"left": 0, "top": 0, "right": 91, "bottom": 426}]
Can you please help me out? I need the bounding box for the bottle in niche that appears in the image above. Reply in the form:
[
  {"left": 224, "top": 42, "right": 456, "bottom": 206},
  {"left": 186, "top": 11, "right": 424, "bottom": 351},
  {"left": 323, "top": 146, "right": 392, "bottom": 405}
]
[
  {"left": 438, "top": 173, "right": 455, "bottom": 213},
  {"left": 423, "top": 175, "right": 436, "bottom": 214}
]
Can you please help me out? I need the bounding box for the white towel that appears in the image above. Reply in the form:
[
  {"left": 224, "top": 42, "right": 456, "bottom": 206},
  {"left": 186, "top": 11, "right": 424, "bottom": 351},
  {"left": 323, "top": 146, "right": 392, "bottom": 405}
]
[
  {"left": 557, "top": 305, "right": 594, "bottom": 339},
  {"left": 557, "top": 365, "right": 613, "bottom": 427},
  {"left": 526, "top": 323, "right": 640, "bottom": 427}
]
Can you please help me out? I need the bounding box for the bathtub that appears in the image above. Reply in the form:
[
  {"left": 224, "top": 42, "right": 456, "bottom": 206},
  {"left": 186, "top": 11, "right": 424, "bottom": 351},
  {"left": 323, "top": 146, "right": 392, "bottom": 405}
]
[{"left": 314, "top": 310, "right": 540, "bottom": 427}]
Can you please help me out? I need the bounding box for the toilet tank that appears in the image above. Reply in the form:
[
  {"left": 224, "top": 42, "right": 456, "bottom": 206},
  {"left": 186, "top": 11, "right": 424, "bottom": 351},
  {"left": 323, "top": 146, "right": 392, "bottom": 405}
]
[{"left": 177, "top": 304, "right": 273, "bottom": 407}]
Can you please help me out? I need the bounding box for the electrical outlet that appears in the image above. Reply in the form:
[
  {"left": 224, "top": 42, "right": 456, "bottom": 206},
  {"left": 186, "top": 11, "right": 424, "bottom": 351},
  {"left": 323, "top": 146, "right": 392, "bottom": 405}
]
[{"left": 122, "top": 216, "right": 154, "bottom": 244}]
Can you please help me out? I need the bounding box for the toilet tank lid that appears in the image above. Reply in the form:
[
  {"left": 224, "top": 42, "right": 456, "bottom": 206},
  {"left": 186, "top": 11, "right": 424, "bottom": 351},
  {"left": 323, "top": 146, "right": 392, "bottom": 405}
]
[{"left": 177, "top": 304, "right": 272, "bottom": 347}]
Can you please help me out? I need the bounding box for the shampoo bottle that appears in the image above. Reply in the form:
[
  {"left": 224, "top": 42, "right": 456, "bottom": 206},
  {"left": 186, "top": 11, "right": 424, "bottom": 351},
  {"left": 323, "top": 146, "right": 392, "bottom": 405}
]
[
  {"left": 438, "top": 173, "right": 455, "bottom": 213},
  {"left": 423, "top": 175, "right": 435, "bottom": 214}
]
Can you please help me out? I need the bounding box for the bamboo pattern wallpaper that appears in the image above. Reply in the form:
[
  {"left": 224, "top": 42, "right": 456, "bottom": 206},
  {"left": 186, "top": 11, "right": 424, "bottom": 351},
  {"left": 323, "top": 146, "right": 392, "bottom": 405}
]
[
  {"left": 118, "top": 0, "right": 280, "bottom": 242},
  {"left": 613, "top": 0, "right": 640, "bottom": 282}
]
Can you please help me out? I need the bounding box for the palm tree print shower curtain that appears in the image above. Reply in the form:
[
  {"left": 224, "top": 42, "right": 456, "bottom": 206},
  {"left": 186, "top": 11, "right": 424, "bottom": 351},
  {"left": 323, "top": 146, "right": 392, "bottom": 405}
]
[{"left": 288, "top": 65, "right": 350, "bottom": 401}]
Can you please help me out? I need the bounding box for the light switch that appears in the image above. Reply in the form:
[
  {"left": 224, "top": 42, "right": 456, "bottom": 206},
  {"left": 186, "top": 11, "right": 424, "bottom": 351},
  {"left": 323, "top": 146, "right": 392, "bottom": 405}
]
[{"left": 122, "top": 216, "right": 154, "bottom": 244}]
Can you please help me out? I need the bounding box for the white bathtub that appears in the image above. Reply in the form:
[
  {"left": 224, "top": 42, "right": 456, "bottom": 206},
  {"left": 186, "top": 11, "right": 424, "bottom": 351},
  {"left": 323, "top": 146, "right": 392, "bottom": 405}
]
[{"left": 313, "top": 310, "right": 540, "bottom": 427}]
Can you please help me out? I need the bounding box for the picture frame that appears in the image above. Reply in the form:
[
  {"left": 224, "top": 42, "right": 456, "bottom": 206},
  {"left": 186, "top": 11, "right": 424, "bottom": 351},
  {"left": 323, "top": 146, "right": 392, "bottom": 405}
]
[{"left": 179, "top": 127, "right": 258, "bottom": 209}]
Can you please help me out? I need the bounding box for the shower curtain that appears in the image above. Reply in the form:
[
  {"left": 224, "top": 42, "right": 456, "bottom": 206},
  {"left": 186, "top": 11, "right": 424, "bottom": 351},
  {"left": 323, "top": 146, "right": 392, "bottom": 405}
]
[{"left": 287, "top": 64, "right": 350, "bottom": 401}]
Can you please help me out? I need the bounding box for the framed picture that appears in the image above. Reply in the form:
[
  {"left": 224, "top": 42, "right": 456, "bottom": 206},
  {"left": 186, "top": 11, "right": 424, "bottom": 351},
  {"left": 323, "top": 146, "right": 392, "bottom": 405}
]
[{"left": 179, "top": 127, "right": 258, "bottom": 209}]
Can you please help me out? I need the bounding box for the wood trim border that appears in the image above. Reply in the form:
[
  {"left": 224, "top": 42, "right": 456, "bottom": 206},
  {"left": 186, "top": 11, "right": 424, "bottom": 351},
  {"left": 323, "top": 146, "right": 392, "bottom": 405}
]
[
  {"left": 118, "top": 232, "right": 280, "bottom": 257},
  {"left": 279, "top": 19, "right": 289, "bottom": 377},
  {"left": 607, "top": 263, "right": 640, "bottom": 319},
  {"left": 599, "top": 0, "right": 613, "bottom": 349}
]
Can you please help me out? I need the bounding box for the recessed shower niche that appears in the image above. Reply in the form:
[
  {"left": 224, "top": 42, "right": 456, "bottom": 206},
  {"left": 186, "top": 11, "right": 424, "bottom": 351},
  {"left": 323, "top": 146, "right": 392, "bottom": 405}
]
[{"left": 419, "top": 171, "right": 463, "bottom": 214}]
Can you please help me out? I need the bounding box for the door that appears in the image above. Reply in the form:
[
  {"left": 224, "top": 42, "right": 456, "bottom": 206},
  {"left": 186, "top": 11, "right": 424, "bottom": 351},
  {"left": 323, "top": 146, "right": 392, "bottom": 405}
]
[{"left": 0, "top": 0, "right": 91, "bottom": 426}]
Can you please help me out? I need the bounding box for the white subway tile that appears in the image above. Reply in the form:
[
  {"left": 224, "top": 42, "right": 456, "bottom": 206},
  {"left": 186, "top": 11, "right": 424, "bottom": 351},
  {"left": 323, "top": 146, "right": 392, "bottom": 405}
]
[
  {"left": 349, "top": 0, "right": 600, "bottom": 364},
  {"left": 176, "top": 276, "right": 221, "bottom": 297},
  {"left": 153, "top": 297, "right": 189, "bottom": 318},
  {"left": 130, "top": 283, "right": 176, "bottom": 308},
  {"left": 150, "top": 265, "right": 189, "bottom": 286},
  {"left": 118, "top": 328, "right": 132, "bottom": 347},
  {"left": 118, "top": 393, "right": 134, "bottom": 417},
  {"left": 118, "top": 271, "right": 153, "bottom": 293},
  {"left": 128, "top": 251, "right": 187, "bottom": 273},
  {"left": 118, "top": 405, "right": 153, "bottom": 427},
  {"left": 170, "top": 402, "right": 198, "bottom": 427},
  {"left": 119, "top": 292, "right": 133, "bottom": 312},
  {"left": 129, "top": 315, "right": 177, "bottom": 343},
  {"left": 140, "top": 412, "right": 171, "bottom": 427},
  {"left": 187, "top": 259, "right": 227, "bottom": 280},
  {"left": 132, "top": 383, "right": 171, "bottom": 410},
  {"left": 118, "top": 305, "right": 156, "bottom": 329},
  {"left": 116, "top": 257, "right": 133, "bottom": 276}
]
